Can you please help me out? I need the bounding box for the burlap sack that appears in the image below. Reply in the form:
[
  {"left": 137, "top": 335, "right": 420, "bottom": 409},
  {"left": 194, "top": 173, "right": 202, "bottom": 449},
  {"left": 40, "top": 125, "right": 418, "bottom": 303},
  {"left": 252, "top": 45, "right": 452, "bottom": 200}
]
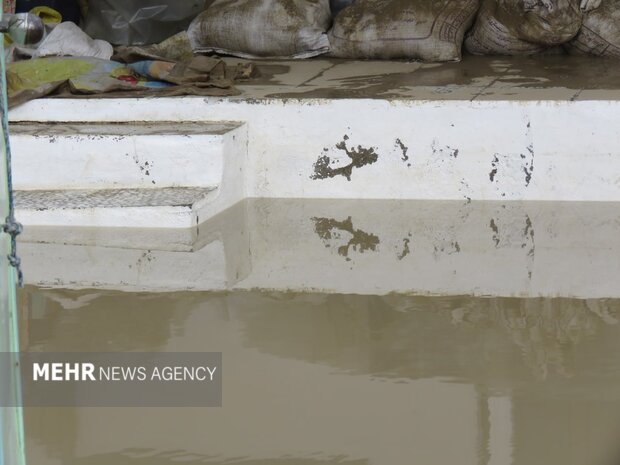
[
  {"left": 188, "top": 0, "right": 332, "bottom": 59},
  {"left": 330, "top": 0, "right": 354, "bottom": 16},
  {"left": 567, "top": 0, "right": 620, "bottom": 57},
  {"left": 328, "top": 0, "right": 480, "bottom": 61},
  {"left": 465, "top": 0, "right": 583, "bottom": 55}
]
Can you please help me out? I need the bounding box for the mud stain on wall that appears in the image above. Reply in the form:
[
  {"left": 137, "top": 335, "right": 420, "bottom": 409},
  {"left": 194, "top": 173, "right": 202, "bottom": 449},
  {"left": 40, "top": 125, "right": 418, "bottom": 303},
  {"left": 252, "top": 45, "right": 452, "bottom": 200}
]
[
  {"left": 311, "top": 135, "right": 379, "bottom": 181},
  {"left": 395, "top": 138, "right": 410, "bottom": 164},
  {"left": 521, "top": 121, "right": 535, "bottom": 188},
  {"left": 432, "top": 140, "right": 459, "bottom": 159},
  {"left": 489, "top": 155, "right": 499, "bottom": 183}
]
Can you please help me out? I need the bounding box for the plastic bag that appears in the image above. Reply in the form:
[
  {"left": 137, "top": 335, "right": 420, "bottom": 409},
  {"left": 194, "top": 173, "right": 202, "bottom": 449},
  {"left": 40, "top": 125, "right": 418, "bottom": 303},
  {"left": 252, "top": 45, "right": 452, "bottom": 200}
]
[
  {"left": 35, "top": 22, "right": 113, "bottom": 60},
  {"left": 84, "top": 0, "right": 208, "bottom": 46}
]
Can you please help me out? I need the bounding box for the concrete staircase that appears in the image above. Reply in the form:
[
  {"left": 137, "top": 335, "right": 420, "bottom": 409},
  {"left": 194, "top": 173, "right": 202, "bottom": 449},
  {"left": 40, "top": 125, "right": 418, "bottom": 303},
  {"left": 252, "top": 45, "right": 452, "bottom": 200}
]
[{"left": 11, "top": 121, "right": 247, "bottom": 228}]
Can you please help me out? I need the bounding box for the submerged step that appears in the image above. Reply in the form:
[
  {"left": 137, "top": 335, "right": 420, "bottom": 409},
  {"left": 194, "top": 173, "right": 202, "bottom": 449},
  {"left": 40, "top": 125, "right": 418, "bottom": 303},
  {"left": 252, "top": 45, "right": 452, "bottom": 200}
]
[
  {"left": 11, "top": 121, "right": 245, "bottom": 190},
  {"left": 15, "top": 187, "right": 215, "bottom": 228}
]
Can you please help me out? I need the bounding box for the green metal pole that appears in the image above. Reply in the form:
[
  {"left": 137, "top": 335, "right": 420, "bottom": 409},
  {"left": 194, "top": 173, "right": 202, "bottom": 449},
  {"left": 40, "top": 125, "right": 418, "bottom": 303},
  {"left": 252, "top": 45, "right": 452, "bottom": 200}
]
[{"left": 0, "top": 8, "right": 26, "bottom": 464}]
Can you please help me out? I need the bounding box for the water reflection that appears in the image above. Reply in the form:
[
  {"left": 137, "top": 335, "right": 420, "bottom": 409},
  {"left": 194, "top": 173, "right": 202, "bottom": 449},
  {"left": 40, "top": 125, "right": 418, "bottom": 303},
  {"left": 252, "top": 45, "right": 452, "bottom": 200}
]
[{"left": 18, "top": 287, "right": 620, "bottom": 465}]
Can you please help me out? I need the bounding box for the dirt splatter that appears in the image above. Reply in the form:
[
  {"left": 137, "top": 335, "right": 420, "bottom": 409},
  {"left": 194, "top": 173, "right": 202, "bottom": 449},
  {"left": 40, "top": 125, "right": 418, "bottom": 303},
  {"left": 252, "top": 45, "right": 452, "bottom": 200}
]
[
  {"left": 395, "top": 138, "right": 409, "bottom": 162},
  {"left": 520, "top": 121, "right": 535, "bottom": 187},
  {"left": 311, "top": 136, "right": 379, "bottom": 181},
  {"left": 432, "top": 141, "right": 459, "bottom": 159},
  {"left": 522, "top": 143, "right": 535, "bottom": 187},
  {"left": 312, "top": 216, "right": 379, "bottom": 261},
  {"left": 490, "top": 155, "right": 499, "bottom": 182},
  {"left": 460, "top": 178, "right": 472, "bottom": 202}
]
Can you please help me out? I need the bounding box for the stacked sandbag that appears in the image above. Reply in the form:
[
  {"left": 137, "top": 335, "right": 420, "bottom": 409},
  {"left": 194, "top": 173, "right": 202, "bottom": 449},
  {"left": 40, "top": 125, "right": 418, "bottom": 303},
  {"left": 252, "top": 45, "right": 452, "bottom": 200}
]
[
  {"left": 567, "top": 0, "right": 620, "bottom": 57},
  {"left": 188, "top": 0, "right": 332, "bottom": 59},
  {"left": 330, "top": 0, "right": 354, "bottom": 16},
  {"left": 465, "top": 0, "right": 583, "bottom": 55},
  {"left": 328, "top": 0, "right": 480, "bottom": 61}
]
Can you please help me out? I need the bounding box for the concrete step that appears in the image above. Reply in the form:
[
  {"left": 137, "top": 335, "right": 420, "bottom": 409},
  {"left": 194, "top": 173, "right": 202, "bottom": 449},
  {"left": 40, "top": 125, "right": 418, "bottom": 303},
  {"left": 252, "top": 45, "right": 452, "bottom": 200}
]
[
  {"left": 20, "top": 225, "right": 201, "bottom": 252},
  {"left": 20, "top": 201, "right": 251, "bottom": 291},
  {"left": 11, "top": 121, "right": 245, "bottom": 190},
  {"left": 15, "top": 187, "right": 215, "bottom": 228}
]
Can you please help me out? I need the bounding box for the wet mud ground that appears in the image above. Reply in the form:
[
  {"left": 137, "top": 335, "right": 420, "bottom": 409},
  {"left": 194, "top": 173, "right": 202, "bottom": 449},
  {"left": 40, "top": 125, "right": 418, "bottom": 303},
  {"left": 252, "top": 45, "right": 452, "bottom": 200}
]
[
  {"left": 225, "top": 54, "right": 620, "bottom": 101},
  {"left": 18, "top": 287, "right": 620, "bottom": 465}
]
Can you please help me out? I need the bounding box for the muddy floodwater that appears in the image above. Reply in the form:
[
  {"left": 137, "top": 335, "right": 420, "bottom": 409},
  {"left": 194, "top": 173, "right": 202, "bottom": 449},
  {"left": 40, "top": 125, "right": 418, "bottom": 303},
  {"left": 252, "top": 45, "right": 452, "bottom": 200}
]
[{"left": 17, "top": 286, "right": 620, "bottom": 465}]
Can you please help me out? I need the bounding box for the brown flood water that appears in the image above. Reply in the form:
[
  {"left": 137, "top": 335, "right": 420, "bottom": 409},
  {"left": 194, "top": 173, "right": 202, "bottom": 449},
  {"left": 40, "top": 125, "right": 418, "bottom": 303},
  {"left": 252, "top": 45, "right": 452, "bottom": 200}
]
[{"left": 18, "top": 286, "right": 620, "bottom": 465}]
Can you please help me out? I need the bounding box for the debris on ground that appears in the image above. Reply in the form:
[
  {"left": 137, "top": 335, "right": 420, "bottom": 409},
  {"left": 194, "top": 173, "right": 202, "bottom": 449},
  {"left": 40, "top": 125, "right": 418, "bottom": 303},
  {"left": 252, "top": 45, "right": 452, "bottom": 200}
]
[{"left": 7, "top": 56, "right": 256, "bottom": 107}]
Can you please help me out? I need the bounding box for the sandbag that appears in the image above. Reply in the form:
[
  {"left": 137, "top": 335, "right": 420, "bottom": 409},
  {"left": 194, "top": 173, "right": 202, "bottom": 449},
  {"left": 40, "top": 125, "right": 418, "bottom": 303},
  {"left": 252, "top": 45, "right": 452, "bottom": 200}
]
[
  {"left": 567, "top": 0, "right": 620, "bottom": 57},
  {"left": 84, "top": 0, "right": 208, "bottom": 46},
  {"left": 188, "top": 0, "right": 332, "bottom": 59},
  {"left": 465, "top": 0, "right": 583, "bottom": 55},
  {"left": 328, "top": 0, "right": 480, "bottom": 62},
  {"left": 330, "top": 0, "right": 354, "bottom": 16}
]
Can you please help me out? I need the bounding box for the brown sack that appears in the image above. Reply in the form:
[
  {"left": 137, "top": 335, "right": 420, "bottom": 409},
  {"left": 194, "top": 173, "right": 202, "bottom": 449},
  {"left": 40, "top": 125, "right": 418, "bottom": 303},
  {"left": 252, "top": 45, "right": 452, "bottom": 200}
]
[
  {"left": 188, "top": 0, "right": 332, "bottom": 59},
  {"left": 328, "top": 0, "right": 480, "bottom": 62},
  {"left": 465, "top": 0, "right": 583, "bottom": 55},
  {"left": 567, "top": 0, "right": 620, "bottom": 57}
]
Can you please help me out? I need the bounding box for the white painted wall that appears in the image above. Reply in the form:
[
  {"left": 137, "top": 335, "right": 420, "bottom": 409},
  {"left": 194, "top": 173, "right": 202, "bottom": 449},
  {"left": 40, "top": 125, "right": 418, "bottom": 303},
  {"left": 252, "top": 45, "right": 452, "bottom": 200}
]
[{"left": 10, "top": 97, "right": 620, "bottom": 202}]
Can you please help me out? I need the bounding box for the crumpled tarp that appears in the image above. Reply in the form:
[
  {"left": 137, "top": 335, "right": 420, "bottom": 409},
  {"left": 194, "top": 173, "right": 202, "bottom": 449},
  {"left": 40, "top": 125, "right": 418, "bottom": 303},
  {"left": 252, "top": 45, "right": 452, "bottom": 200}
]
[{"left": 7, "top": 55, "right": 256, "bottom": 108}]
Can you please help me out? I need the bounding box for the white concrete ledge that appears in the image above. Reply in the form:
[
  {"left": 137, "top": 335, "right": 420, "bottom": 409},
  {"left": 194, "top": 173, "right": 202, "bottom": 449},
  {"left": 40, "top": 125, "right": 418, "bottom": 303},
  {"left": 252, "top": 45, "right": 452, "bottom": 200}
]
[
  {"left": 11, "top": 121, "right": 242, "bottom": 190},
  {"left": 9, "top": 98, "right": 620, "bottom": 203}
]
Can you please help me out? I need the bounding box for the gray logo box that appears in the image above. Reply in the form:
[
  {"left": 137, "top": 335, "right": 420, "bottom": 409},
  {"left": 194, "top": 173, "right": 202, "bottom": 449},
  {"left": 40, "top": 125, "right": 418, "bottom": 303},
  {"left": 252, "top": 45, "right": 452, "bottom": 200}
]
[{"left": 0, "top": 352, "right": 222, "bottom": 407}]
